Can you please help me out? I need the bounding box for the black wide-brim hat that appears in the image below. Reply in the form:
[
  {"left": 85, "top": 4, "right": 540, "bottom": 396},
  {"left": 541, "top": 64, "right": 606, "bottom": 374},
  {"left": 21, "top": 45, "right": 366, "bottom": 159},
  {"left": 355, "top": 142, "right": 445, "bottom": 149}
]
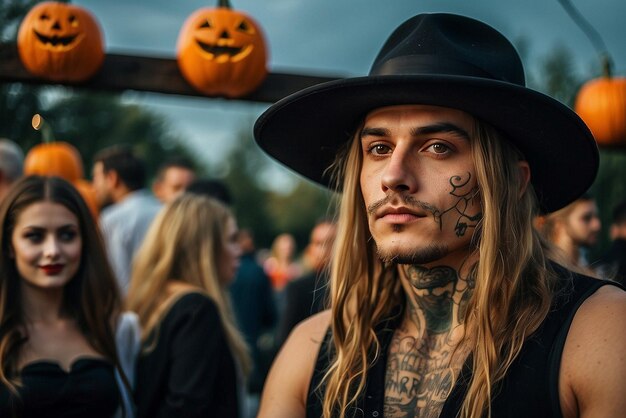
[{"left": 254, "top": 13, "right": 598, "bottom": 213}]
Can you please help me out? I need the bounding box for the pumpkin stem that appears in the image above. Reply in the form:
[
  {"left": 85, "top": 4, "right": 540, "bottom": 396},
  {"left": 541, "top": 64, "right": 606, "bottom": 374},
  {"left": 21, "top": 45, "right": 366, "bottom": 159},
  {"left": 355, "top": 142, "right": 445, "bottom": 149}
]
[
  {"left": 218, "top": 0, "right": 232, "bottom": 8},
  {"left": 556, "top": 0, "right": 613, "bottom": 75},
  {"left": 600, "top": 53, "right": 613, "bottom": 78},
  {"left": 31, "top": 114, "right": 55, "bottom": 144}
]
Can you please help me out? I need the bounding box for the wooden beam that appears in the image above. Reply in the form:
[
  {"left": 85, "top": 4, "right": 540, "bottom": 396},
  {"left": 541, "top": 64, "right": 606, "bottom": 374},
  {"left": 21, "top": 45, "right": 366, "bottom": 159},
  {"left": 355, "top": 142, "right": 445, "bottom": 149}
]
[{"left": 0, "top": 42, "right": 342, "bottom": 103}]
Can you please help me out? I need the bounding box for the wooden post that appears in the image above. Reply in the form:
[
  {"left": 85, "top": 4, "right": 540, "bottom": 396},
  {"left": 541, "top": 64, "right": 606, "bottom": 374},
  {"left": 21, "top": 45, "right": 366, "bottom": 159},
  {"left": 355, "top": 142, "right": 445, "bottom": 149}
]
[{"left": 0, "top": 42, "right": 342, "bottom": 103}]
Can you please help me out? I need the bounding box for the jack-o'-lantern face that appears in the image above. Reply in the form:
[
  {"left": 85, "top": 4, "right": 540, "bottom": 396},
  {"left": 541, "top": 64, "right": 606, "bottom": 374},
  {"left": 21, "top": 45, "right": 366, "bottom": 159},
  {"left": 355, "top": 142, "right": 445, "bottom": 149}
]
[
  {"left": 17, "top": 2, "right": 105, "bottom": 82},
  {"left": 30, "top": 7, "right": 84, "bottom": 52},
  {"left": 193, "top": 11, "right": 256, "bottom": 63},
  {"left": 177, "top": 4, "right": 268, "bottom": 98}
]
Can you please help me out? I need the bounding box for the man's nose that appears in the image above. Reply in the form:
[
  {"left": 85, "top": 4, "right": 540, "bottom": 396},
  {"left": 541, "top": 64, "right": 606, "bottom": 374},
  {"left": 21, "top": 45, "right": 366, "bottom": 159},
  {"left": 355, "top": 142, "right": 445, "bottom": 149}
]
[{"left": 380, "top": 147, "right": 418, "bottom": 194}]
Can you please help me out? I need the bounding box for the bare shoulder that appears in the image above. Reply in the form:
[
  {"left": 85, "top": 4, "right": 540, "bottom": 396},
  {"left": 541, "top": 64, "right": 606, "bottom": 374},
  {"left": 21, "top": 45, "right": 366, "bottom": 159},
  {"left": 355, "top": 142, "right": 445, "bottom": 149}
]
[
  {"left": 560, "top": 284, "right": 626, "bottom": 418},
  {"left": 257, "top": 310, "right": 332, "bottom": 418},
  {"left": 289, "top": 309, "right": 333, "bottom": 344},
  {"left": 568, "top": 284, "right": 626, "bottom": 332}
]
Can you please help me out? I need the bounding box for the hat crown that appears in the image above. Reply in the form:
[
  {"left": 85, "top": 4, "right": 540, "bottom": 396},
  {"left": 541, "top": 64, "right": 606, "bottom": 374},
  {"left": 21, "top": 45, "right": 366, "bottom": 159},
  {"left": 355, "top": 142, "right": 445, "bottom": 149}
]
[{"left": 371, "top": 13, "right": 525, "bottom": 86}]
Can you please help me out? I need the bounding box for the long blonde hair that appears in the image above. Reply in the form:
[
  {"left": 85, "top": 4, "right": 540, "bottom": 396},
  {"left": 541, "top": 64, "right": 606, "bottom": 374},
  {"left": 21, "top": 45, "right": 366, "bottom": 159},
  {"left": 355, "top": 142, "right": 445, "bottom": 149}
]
[
  {"left": 126, "top": 194, "right": 251, "bottom": 375},
  {"left": 321, "top": 119, "right": 559, "bottom": 418}
]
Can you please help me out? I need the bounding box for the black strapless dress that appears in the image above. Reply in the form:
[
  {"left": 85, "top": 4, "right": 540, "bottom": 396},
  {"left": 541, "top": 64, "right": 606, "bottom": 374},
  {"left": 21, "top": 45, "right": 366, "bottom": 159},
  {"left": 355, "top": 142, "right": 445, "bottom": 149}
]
[{"left": 0, "top": 357, "right": 120, "bottom": 418}]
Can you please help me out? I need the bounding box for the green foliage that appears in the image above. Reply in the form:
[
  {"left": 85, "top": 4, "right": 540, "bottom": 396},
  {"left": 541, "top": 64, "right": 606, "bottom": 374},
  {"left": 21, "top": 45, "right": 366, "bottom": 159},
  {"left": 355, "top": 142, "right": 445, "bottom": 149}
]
[
  {"left": 0, "top": 83, "right": 43, "bottom": 143},
  {"left": 219, "top": 124, "right": 335, "bottom": 251},
  {"left": 538, "top": 45, "right": 582, "bottom": 106},
  {"left": 0, "top": 0, "right": 40, "bottom": 42},
  {"left": 0, "top": 2, "right": 46, "bottom": 141},
  {"left": 1, "top": 86, "right": 200, "bottom": 184},
  {"left": 267, "top": 180, "right": 336, "bottom": 251},
  {"left": 41, "top": 90, "right": 200, "bottom": 180},
  {"left": 222, "top": 133, "right": 276, "bottom": 248}
]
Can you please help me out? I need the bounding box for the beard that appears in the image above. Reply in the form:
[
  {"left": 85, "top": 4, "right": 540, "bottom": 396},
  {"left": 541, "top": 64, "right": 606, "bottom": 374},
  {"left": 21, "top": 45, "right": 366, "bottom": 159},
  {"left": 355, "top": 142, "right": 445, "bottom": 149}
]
[{"left": 376, "top": 242, "right": 449, "bottom": 265}]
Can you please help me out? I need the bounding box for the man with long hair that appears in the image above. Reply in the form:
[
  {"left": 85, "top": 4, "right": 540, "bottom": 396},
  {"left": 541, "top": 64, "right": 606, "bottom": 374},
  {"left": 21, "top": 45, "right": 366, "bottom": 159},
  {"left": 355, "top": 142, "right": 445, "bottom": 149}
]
[
  {"left": 536, "top": 193, "right": 601, "bottom": 273},
  {"left": 253, "top": 13, "right": 626, "bottom": 418}
]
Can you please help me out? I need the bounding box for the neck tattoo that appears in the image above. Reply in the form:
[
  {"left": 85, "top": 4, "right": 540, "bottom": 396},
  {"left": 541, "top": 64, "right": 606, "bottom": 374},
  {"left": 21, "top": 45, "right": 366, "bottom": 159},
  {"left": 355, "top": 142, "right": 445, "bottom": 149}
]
[{"left": 383, "top": 263, "right": 475, "bottom": 417}]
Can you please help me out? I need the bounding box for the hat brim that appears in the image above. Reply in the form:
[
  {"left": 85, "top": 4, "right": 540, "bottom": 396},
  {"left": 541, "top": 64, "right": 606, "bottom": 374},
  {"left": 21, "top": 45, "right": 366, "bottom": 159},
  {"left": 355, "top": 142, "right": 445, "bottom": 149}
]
[{"left": 254, "top": 75, "right": 598, "bottom": 213}]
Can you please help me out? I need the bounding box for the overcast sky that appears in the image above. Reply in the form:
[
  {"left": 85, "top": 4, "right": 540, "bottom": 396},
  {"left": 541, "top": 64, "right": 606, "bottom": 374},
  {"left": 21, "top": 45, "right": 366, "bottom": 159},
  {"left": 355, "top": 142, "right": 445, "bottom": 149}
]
[{"left": 72, "top": 0, "right": 626, "bottom": 183}]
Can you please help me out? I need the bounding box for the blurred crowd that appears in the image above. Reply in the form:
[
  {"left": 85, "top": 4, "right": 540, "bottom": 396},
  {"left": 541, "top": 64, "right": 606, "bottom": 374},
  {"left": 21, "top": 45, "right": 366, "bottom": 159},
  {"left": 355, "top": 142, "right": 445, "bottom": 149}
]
[{"left": 0, "top": 139, "right": 338, "bottom": 418}]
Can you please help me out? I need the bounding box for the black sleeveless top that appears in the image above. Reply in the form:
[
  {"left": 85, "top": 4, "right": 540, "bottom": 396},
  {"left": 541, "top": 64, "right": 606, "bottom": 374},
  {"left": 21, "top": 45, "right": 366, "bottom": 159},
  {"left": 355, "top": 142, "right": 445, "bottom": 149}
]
[
  {"left": 0, "top": 358, "right": 120, "bottom": 418},
  {"left": 306, "top": 271, "right": 622, "bottom": 418}
]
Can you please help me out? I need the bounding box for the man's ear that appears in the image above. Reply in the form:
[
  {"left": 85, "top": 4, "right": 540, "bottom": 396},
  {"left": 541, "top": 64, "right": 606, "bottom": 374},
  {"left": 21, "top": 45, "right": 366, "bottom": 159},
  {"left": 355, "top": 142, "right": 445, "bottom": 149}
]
[
  {"left": 517, "top": 160, "right": 531, "bottom": 198},
  {"left": 106, "top": 169, "right": 119, "bottom": 188}
]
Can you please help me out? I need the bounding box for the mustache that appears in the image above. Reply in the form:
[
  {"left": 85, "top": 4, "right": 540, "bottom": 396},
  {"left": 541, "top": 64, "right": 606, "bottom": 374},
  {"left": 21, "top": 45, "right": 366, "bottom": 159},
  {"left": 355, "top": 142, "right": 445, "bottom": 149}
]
[{"left": 366, "top": 194, "right": 440, "bottom": 216}]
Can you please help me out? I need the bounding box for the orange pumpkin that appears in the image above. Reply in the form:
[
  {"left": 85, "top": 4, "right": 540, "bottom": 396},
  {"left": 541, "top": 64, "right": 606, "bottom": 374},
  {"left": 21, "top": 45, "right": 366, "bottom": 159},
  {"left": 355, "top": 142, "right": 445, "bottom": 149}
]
[
  {"left": 24, "top": 141, "right": 84, "bottom": 182},
  {"left": 17, "top": 1, "right": 105, "bottom": 82},
  {"left": 73, "top": 179, "right": 99, "bottom": 218},
  {"left": 575, "top": 60, "right": 626, "bottom": 147},
  {"left": 176, "top": 0, "right": 268, "bottom": 98}
]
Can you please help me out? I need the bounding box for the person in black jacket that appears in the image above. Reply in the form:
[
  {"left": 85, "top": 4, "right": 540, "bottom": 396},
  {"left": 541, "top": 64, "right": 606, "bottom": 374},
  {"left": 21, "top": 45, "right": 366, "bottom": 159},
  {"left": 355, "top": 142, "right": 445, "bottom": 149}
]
[
  {"left": 127, "top": 194, "right": 250, "bottom": 418},
  {"left": 229, "top": 228, "right": 276, "bottom": 414}
]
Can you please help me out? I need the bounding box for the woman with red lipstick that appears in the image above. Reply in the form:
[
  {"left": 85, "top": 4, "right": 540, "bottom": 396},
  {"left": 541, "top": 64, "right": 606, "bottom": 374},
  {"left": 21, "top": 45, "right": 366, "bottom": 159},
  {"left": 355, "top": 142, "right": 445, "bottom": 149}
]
[
  {"left": 0, "top": 176, "right": 133, "bottom": 418},
  {"left": 126, "top": 193, "right": 250, "bottom": 418}
]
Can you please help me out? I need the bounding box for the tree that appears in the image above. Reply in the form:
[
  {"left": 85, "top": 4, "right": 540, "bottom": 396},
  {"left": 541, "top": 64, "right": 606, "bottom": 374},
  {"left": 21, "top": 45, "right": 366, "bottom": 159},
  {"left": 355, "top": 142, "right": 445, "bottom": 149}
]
[
  {"left": 267, "top": 180, "right": 335, "bottom": 252},
  {"left": 222, "top": 132, "right": 277, "bottom": 249},
  {"left": 536, "top": 44, "right": 581, "bottom": 106},
  {"left": 220, "top": 121, "right": 334, "bottom": 251},
  {"left": 41, "top": 90, "right": 200, "bottom": 179},
  {"left": 0, "top": 0, "right": 40, "bottom": 42}
]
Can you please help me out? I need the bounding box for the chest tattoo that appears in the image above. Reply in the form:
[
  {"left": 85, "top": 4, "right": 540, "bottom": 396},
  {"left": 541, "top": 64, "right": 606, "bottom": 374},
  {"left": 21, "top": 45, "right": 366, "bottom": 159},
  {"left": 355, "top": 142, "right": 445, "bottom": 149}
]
[
  {"left": 384, "top": 264, "right": 474, "bottom": 417},
  {"left": 384, "top": 331, "right": 459, "bottom": 417}
]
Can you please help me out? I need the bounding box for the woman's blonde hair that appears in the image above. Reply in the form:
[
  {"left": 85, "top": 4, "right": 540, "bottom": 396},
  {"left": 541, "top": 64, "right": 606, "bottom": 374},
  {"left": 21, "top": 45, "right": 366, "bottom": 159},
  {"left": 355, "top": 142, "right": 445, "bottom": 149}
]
[
  {"left": 320, "top": 118, "right": 559, "bottom": 418},
  {"left": 126, "top": 193, "right": 251, "bottom": 375}
]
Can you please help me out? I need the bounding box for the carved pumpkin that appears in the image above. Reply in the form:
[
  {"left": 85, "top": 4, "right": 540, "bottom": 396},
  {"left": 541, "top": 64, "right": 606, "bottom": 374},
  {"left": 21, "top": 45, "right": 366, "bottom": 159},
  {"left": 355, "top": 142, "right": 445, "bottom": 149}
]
[
  {"left": 24, "top": 141, "right": 84, "bottom": 183},
  {"left": 17, "top": 1, "right": 105, "bottom": 82},
  {"left": 176, "top": 0, "right": 268, "bottom": 98},
  {"left": 575, "top": 76, "right": 626, "bottom": 147}
]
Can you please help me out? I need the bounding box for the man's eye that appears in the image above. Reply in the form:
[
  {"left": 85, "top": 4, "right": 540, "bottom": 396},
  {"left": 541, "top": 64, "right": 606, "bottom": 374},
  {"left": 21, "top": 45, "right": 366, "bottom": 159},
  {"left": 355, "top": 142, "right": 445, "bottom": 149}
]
[
  {"left": 426, "top": 143, "right": 451, "bottom": 154},
  {"left": 369, "top": 144, "right": 391, "bottom": 155}
]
